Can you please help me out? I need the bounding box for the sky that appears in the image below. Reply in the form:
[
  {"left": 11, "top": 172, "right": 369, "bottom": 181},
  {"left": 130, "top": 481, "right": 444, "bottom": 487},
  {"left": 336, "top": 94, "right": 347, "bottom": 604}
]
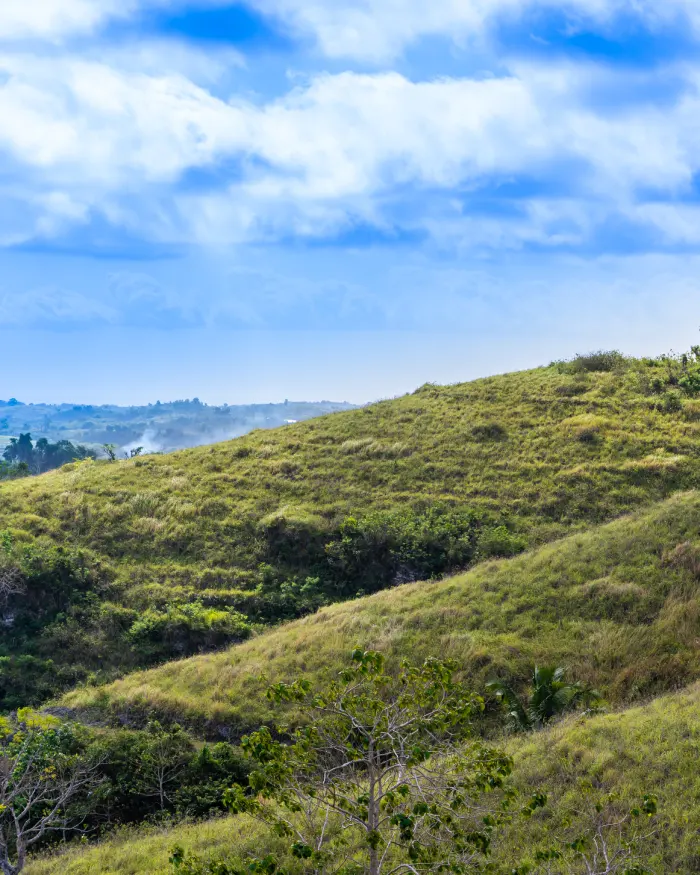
[{"left": 3, "top": 1, "right": 700, "bottom": 404}]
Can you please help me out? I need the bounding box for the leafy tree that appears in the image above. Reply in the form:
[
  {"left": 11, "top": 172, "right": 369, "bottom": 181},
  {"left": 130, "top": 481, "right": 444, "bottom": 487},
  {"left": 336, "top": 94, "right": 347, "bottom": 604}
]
[
  {"left": 0, "top": 710, "right": 103, "bottom": 875},
  {"left": 2, "top": 435, "right": 33, "bottom": 467},
  {"left": 1, "top": 435, "right": 95, "bottom": 477},
  {"left": 130, "top": 722, "right": 193, "bottom": 813},
  {"left": 174, "top": 650, "right": 525, "bottom": 875},
  {"left": 487, "top": 667, "right": 601, "bottom": 732}
]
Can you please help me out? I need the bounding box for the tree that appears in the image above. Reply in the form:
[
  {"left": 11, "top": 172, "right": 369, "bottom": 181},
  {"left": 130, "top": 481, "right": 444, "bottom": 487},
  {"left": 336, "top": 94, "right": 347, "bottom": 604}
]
[
  {"left": 101, "top": 444, "right": 118, "bottom": 462},
  {"left": 173, "top": 650, "right": 525, "bottom": 875},
  {"left": 0, "top": 710, "right": 104, "bottom": 875},
  {"left": 521, "top": 790, "right": 658, "bottom": 875},
  {"left": 131, "top": 722, "right": 193, "bottom": 813},
  {"left": 487, "top": 667, "right": 600, "bottom": 732},
  {"left": 2, "top": 435, "right": 33, "bottom": 467}
]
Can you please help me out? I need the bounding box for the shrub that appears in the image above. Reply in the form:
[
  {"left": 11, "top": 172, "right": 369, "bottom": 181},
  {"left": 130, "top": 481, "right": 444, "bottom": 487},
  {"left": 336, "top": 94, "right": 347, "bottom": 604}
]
[
  {"left": 554, "top": 350, "right": 626, "bottom": 374},
  {"left": 128, "top": 603, "right": 253, "bottom": 661},
  {"left": 471, "top": 422, "right": 507, "bottom": 441},
  {"left": 477, "top": 525, "right": 527, "bottom": 558},
  {"left": 657, "top": 391, "right": 683, "bottom": 414}
]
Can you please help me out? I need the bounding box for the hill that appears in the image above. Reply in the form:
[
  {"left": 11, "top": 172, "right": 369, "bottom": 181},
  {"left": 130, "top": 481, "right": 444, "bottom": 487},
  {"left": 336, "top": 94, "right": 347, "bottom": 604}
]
[
  {"left": 63, "top": 490, "right": 700, "bottom": 735},
  {"left": 30, "top": 683, "right": 700, "bottom": 873},
  {"left": 0, "top": 397, "right": 354, "bottom": 457},
  {"left": 4, "top": 351, "right": 700, "bottom": 706}
]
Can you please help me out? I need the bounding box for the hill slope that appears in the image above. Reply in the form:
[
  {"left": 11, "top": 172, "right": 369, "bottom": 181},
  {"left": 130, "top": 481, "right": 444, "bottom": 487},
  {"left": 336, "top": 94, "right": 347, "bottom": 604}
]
[
  {"left": 4, "top": 353, "right": 700, "bottom": 705},
  {"left": 31, "top": 683, "right": 700, "bottom": 873},
  {"left": 64, "top": 490, "right": 700, "bottom": 735}
]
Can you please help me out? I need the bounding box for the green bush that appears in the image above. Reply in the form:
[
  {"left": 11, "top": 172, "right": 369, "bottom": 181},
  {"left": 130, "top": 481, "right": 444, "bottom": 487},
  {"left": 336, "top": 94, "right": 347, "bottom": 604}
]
[
  {"left": 471, "top": 422, "right": 507, "bottom": 441},
  {"left": 657, "top": 390, "right": 684, "bottom": 414},
  {"left": 554, "top": 350, "right": 626, "bottom": 374},
  {"left": 477, "top": 525, "right": 527, "bottom": 558},
  {"left": 128, "top": 603, "right": 253, "bottom": 661}
]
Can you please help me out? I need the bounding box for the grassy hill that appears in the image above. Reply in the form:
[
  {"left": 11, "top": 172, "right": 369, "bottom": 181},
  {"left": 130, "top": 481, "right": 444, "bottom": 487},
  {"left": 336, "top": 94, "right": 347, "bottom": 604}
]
[
  {"left": 4, "top": 352, "right": 700, "bottom": 705},
  {"left": 63, "top": 489, "right": 700, "bottom": 735},
  {"left": 29, "top": 683, "right": 700, "bottom": 873}
]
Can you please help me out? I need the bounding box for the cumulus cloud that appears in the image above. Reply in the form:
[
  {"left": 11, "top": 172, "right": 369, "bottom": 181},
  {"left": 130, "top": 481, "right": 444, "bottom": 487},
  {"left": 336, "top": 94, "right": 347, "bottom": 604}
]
[{"left": 0, "top": 47, "right": 698, "bottom": 249}]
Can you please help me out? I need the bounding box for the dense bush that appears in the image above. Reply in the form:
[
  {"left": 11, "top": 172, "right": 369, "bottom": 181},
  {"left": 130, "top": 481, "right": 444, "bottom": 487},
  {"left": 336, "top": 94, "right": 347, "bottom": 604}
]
[
  {"left": 43, "top": 722, "right": 253, "bottom": 841},
  {"left": 260, "top": 505, "right": 503, "bottom": 601},
  {"left": 127, "top": 603, "right": 253, "bottom": 661},
  {"left": 566, "top": 350, "right": 626, "bottom": 373}
]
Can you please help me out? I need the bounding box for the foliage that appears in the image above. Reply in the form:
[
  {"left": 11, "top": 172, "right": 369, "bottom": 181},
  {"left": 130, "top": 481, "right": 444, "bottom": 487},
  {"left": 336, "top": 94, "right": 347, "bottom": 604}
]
[
  {"left": 519, "top": 791, "right": 658, "bottom": 875},
  {"left": 182, "top": 650, "right": 520, "bottom": 875},
  {"left": 127, "top": 604, "right": 253, "bottom": 662},
  {"left": 0, "top": 711, "right": 103, "bottom": 874},
  {"left": 2, "top": 435, "right": 95, "bottom": 478},
  {"left": 63, "top": 490, "right": 700, "bottom": 734},
  {"left": 555, "top": 351, "right": 627, "bottom": 374},
  {"left": 6, "top": 352, "right": 700, "bottom": 695},
  {"left": 28, "top": 683, "right": 700, "bottom": 873},
  {"left": 487, "top": 667, "right": 601, "bottom": 732}
]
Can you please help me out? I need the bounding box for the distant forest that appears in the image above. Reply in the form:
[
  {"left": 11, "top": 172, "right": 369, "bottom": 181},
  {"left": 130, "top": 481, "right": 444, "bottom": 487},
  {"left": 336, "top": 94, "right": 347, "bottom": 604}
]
[
  {"left": 0, "top": 397, "right": 355, "bottom": 478},
  {"left": 1, "top": 434, "right": 96, "bottom": 478}
]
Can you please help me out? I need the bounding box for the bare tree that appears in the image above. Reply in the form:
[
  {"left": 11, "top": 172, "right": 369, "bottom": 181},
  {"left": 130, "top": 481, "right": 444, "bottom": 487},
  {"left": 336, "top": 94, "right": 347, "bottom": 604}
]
[
  {"left": 0, "top": 711, "right": 104, "bottom": 875},
  {"left": 0, "top": 567, "right": 24, "bottom": 608},
  {"left": 529, "top": 791, "right": 658, "bottom": 875}
]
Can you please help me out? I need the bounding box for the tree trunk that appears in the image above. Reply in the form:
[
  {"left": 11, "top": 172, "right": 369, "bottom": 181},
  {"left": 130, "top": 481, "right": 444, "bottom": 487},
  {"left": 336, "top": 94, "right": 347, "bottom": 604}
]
[{"left": 368, "top": 743, "right": 379, "bottom": 875}]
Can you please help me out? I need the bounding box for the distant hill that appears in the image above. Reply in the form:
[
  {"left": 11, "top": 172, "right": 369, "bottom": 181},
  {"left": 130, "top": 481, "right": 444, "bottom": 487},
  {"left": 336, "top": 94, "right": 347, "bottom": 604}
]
[{"left": 0, "top": 397, "right": 356, "bottom": 455}]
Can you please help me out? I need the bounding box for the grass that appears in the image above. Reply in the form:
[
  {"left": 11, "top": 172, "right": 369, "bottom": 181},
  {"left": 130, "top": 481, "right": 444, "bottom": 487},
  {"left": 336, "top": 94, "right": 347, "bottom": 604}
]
[
  {"left": 25, "top": 816, "right": 272, "bottom": 875},
  {"left": 30, "top": 683, "right": 700, "bottom": 873},
  {"left": 62, "top": 490, "right": 700, "bottom": 734},
  {"left": 5, "top": 356, "right": 700, "bottom": 688}
]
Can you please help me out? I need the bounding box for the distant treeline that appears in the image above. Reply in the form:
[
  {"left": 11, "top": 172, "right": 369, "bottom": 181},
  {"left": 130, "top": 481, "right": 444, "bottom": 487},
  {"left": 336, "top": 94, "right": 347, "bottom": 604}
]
[{"left": 1, "top": 433, "right": 96, "bottom": 478}]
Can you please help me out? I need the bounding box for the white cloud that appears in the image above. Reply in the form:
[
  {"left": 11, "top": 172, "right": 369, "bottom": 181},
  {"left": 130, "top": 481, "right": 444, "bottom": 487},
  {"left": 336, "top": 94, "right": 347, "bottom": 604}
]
[
  {"left": 1, "top": 0, "right": 697, "bottom": 58},
  {"left": 0, "top": 47, "right": 699, "bottom": 249},
  {"left": 249, "top": 0, "right": 700, "bottom": 61},
  {"left": 0, "top": 0, "right": 138, "bottom": 41}
]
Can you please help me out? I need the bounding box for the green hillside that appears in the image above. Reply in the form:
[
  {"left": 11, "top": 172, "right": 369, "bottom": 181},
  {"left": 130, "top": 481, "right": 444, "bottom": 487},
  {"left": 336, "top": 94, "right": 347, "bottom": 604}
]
[
  {"left": 64, "top": 490, "right": 700, "bottom": 734},
  {"left": 4, "top": 352, "right": 700, "bottom": 706},
  {"left": 29, "top": 684, "right": 700, "bottom": 874}
]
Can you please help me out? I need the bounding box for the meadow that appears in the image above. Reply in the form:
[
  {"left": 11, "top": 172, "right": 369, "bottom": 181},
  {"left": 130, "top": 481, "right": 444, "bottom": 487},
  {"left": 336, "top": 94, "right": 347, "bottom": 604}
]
[
  {"left": 4, "top": 353, "right": 700, "bottom": 703},
  {"left": 6, "top": 350, "right": 700, "bottom": 873}
]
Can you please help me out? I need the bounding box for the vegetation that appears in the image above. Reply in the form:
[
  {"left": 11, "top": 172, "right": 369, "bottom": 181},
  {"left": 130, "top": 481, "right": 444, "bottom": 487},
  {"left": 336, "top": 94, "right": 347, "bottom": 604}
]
[
  {"left": 61, "top": 490, "right": 700, "bottom": 733},
  {"left": 6, "top": 352, "right": 700, "bottom": 701},
  {"left": 8, "top": 349, "right": 700, "bottom": 871},
  {"left": 487, "top": 666, "right": 601, "bottom": 732},
  {"left": 1, "top": 435, "right": 95, "bottom": 480},
  {"left": 0, "top": 710, "right": 103, "bottom": 875},
  {"left": 28, "top": 680, "right": 698, "bottom": 874},
  {"left": 209, "top": 650, "right": 518, "bottom": 875},
  {"left": 0, "top": 399, "right": 354, "bottom": 459}
]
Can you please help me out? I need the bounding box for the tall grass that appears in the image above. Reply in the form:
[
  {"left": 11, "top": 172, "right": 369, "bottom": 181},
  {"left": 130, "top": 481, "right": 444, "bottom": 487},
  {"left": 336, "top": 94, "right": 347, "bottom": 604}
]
[{"left": 63, "top": 491, "right": 700, "bottom": 734}]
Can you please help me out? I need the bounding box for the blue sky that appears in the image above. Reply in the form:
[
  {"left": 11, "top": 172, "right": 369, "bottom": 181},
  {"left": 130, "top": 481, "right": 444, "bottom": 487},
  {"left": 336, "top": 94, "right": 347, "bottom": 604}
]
[{"left": 2, "top": 0, "right": 700, "bottom": 404}]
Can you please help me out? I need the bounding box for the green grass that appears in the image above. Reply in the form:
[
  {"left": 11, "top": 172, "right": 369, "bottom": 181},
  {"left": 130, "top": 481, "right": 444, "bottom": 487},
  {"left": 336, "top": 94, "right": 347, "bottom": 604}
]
[
  {"left": 63, "top": 490, "right": 700, "bottom": 734},
  {"left": 5, "top": 357, "right": 700, "bottom": 692},
  {"left": 30, "top": 684, "right": 700, "bottom": 873}
]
